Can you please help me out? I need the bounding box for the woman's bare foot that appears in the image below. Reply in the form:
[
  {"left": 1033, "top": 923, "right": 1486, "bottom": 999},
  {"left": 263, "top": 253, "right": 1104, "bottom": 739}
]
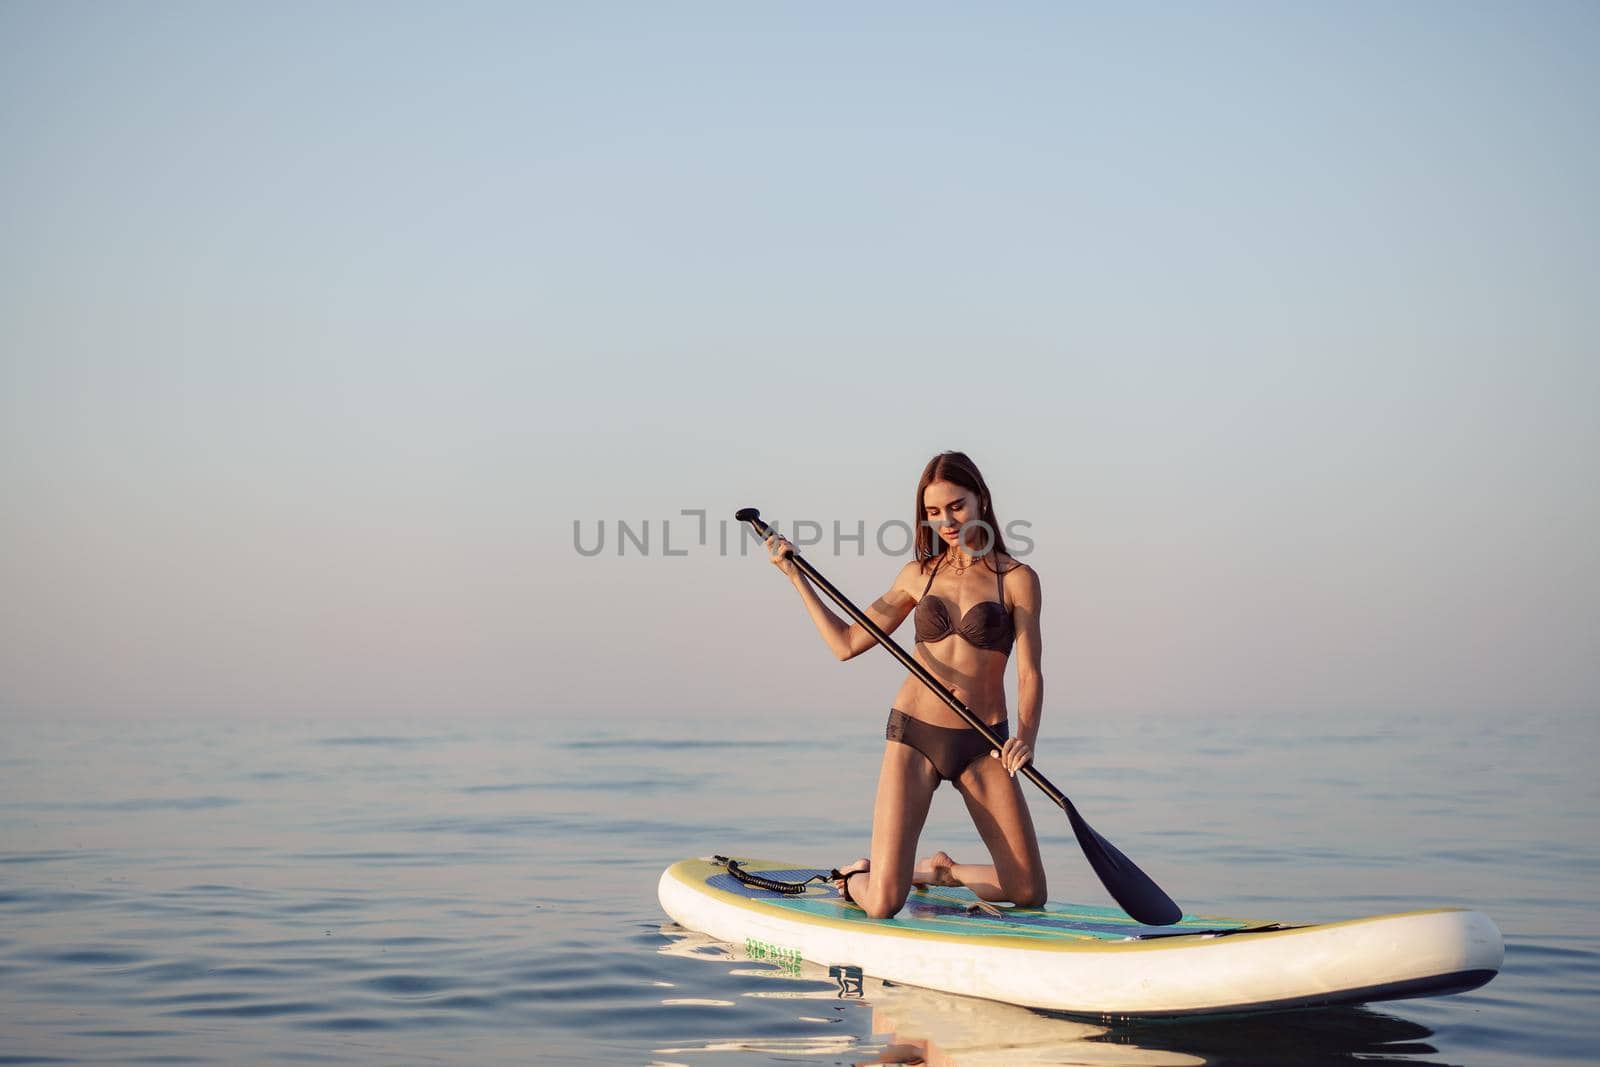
[
  {"left": 832, "top": 857, "right": 870, "bottom": 900},
  {"left": 911, "top": 850, "right": 959, "bottom": 889}
]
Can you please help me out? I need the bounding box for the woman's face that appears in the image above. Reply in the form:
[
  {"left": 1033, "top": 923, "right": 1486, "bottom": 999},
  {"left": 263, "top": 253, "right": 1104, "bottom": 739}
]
[{"left": 922, "top": 480, "right": 982, "bottom": 550}]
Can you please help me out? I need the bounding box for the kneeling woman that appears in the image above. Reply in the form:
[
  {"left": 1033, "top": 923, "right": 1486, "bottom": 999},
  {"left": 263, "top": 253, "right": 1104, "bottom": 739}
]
[{"left": 764, "top": 450, "right": 1047, "bottom": 919}]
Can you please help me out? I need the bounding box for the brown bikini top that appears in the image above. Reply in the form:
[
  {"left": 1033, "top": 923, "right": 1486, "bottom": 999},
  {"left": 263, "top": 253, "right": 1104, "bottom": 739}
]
[{"left": 913, "top": 555, "right": 1015, "bottom": 655}]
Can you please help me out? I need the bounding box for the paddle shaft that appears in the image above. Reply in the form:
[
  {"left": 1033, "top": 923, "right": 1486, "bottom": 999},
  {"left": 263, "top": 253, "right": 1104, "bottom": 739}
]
[
  {"left": 741, "top": 512, "right": 1067, "bottom": 808},
  {"left": 738, "top": 506, "right": 1182, "bottom": 926}
]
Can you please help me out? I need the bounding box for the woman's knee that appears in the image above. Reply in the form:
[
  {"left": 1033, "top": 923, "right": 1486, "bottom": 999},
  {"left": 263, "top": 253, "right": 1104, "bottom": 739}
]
[
  {"left": 863, "top": 883, "right": 908, "bottom": 920},
  {"left": 1008, "top": 872, "right": 1048, "bottom": 909}
]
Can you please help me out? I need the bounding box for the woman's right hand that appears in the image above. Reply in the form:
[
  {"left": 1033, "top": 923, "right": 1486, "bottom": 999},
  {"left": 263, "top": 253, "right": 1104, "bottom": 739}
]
[{"left": 765, "top": 533, "right": 799, "bottom": 578}]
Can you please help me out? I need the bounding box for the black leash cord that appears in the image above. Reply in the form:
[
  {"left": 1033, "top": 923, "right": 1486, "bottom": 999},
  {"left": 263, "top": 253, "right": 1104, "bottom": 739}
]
[{"left": 714, "top": 855, "right": 837, "bottom": 895}]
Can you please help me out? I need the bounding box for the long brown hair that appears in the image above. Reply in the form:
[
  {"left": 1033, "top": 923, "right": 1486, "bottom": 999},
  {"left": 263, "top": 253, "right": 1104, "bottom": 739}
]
[{"left": 914, "top": 451, "right": 1011, "bottom": 575}]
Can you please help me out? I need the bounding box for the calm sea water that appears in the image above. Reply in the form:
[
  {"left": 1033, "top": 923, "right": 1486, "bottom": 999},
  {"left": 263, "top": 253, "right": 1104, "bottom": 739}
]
[{"left": 0, "top": 708, "right": 1594, "bottom": 1065}]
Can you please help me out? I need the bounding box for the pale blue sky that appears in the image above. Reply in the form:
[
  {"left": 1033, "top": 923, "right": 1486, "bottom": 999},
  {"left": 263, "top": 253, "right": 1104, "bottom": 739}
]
[{"left": 2, "top": 2, "right": 1596, "bottom": 720}]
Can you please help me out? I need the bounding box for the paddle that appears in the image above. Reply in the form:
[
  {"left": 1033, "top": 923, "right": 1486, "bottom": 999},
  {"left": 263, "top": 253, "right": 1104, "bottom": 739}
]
[{"left": 737, "top": 507, "right": 1182, "bottom": 926}]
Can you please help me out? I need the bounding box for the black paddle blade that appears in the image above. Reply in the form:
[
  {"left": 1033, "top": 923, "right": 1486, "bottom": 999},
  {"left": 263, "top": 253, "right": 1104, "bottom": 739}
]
[{"left": 1063, "top": 800, "right": 1182, "bottom": 926}]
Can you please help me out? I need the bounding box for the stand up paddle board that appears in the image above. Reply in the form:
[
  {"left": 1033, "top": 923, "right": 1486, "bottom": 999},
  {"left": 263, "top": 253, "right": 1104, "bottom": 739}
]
[{"left": 658, "top": 856, "right": 1503, "bottom": 1017}]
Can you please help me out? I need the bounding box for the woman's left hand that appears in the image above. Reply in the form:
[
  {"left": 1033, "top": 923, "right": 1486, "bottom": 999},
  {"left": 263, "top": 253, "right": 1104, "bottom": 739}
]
[{"left": 994, "top": 737, "right": 1033, "bottom": 778}]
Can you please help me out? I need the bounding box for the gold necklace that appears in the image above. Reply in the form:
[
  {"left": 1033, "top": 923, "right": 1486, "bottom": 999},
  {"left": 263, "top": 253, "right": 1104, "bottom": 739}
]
[{"left": 947, "top": 547, "right": 979, "bottom": 575}]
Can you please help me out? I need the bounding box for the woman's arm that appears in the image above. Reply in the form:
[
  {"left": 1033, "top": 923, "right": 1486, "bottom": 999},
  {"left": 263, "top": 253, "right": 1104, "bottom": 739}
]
[
  {"left": 1006, "top": 563, "right": 1045, "bottom": 770},
  {"left": 768, "top": 536, "right": 917, "bottom": 661}
]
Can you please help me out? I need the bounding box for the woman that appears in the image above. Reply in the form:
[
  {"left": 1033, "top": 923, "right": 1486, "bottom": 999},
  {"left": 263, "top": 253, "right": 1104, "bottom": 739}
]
[{"left": 764, "top": 451, "right": 1047, "bottom": 919}]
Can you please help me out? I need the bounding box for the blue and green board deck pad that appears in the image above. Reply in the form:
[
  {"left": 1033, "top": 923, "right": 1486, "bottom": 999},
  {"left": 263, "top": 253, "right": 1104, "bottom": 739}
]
[{"left": 658, "top": 856, "right": 1503, "bottom": 1016}]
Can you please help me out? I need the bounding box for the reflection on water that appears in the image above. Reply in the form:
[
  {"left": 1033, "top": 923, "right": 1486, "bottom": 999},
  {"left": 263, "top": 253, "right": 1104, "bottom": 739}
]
[
  {"left": 659, "top": 924, "right": 1453, "bottom": 1067},
  {"left": 1100, "top": 1010, "right": 1445, "bottom": 1067}
]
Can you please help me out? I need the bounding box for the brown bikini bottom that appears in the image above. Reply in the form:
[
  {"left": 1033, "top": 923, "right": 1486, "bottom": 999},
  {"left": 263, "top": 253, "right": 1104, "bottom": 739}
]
[{"left": 885, "top": 708, "right": 1009, "bottom": 783}]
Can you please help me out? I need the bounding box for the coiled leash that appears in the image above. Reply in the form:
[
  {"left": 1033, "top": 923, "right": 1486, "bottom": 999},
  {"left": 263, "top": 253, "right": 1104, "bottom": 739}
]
[
  {"left": 712, "top": 855, "right": 1002, "bottom": 914},
  {"left": 714, "top": 855, "right": 849, "bottom": 897}
]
